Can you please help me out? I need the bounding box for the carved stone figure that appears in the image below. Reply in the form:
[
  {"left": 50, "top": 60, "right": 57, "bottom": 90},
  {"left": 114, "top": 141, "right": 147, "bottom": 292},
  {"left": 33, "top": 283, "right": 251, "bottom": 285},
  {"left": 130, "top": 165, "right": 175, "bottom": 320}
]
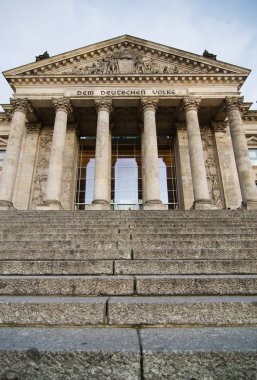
[
  {"left": 35, "top": 51, "right": 50, "bottom": 61},
  {"left": 201, "top": 127, "right": 223, "bottom": 207},
  {"left": 63, "top": 50, "right": 180, "bottom": 75},
  {"left": 31, "top": 128, "right": 53, "bottom": 207}
]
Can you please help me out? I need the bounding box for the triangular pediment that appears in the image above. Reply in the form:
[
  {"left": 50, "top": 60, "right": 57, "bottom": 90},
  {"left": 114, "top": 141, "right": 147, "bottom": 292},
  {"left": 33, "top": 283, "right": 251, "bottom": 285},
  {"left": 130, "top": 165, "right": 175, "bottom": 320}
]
[{"left": 3, "top": 35, "right": 250, "bottom": 80}]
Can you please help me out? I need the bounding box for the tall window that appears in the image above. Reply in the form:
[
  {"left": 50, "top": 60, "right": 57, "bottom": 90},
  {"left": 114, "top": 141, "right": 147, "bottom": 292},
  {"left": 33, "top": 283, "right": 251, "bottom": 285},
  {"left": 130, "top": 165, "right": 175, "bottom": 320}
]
[
  {"left": 111, "top": 137, "right": 142, "bottom": 210},
  {"left": 158, "top": 137, "right": 179, "bottom": 209},
  {"left": 249, "top": 149, "right": 257, "bottom": 166},
  {"left": 0, "top": 150, "right": 6, "bottom": 167},
  {"left": 75, "top": 136, "right": 179, "bottom": 210},
  {"left": 75, "top": 137, "right": 96, "bottom": 209}
]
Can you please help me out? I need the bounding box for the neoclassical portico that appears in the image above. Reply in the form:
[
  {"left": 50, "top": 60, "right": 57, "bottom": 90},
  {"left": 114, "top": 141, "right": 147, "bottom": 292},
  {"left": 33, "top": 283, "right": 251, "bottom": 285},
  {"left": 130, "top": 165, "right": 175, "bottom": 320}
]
[{"left": 0, "top": 35, "right": 257, "bottom": 211}]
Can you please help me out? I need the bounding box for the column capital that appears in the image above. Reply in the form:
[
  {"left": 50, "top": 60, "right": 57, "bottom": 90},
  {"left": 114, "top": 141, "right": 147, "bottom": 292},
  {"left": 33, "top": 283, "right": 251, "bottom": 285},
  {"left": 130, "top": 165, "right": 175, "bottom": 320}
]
[
  {"left": 94, "top": 97, "right": 113, "bottom": 113},
  {"left": 224, "top": 96, "right": 244, "bottom": 112},
  {"left": 182, "top": 96, "right": 201, "bottom": 112},
  {"left": 140, "top": 97, "right": 158, "bottom": 113},
  {"left": 52, "top": 97, "right": 73, "bottom": 114},
  {"left": 10, "top": 98, "right": 33, "bottom": 115}
]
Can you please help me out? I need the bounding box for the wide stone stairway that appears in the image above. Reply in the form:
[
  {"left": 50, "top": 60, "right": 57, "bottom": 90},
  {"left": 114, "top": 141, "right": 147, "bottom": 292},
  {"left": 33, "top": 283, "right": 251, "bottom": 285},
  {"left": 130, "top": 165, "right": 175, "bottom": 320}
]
[{"left": 0, "top": 210, "right": 256, "bottom": 379}]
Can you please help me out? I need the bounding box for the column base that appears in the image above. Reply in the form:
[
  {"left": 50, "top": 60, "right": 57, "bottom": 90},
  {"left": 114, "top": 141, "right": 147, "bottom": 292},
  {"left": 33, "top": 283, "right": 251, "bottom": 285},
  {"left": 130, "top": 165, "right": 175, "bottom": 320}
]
[
  {"left": 36, "top": 200, "right": 63, "bottom": 210},
  {"left": 87, "top": 200, "right": 111, "bottom": 210},
  {"left": 241, "top": 200, "right": 257, "bottom": 210},
  {"left": 0, "top": 200, "right": 15, "bottom": 210},
  {"left": 193, "top": 199, "right": 216, "bottom": 210},
  {"left": 143, "top": 200, "right": 166, "bottom": 210}
]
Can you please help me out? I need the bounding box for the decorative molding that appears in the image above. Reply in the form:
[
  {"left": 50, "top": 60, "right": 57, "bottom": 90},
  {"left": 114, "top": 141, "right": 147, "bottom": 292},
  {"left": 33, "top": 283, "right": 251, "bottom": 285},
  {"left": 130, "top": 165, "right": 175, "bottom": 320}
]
[
  {"left": 224, "top": 96, "right": 244, "bottom": 112},
  {"left": 212, "top": 121, "right": 227, "bottom": 133},
  {"left": 26, "top": 122, "right": 41, "bottom": 133},
  {"left": 94, "top": 97, "right": 113, "bottom": 113},
  {"left": 0, "top": 137, "right": 8, "bottom": 145},
  {"left": 10, "top": 98, "right": 33, "bottom": 115},
  {"left": 182, "top": 96, "right": 201, "bottom": 112},
  {"left": 6, "top": 73, "right": 247, "bottom": 88},
  {"left": 176, "top": 123, "right": 187, "bottom": 132},
  {"left": 246, "top": 135, "right": 257, "bottom": 145},
  {"left": 52, "top": 97, "right": 73, "bottom": 114},
  {"left": 140, "top": 97, "right": 158, "bottom": 112}
]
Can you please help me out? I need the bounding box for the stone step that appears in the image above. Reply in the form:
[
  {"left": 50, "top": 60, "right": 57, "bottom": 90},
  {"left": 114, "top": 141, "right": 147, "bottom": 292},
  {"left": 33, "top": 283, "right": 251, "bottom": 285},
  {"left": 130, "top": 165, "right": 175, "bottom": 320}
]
[
  {"left": 0, "top": 276, "right": 134, "bottom": 296},
  {"left": 0, "top": 296, "right": 107, "bottom": 326},
  {"left": 1, "top": 258, "right": 256, "bottom": 276},
  {"left": 1, "top": 238, "right": 242, "bottom": 251},
  {"left": 0, "top": 327, "right": 256, "bottom": 379},
  {"left": 129, "top": 239, "right": 257, "bottom": 249},
  {"left": 0, "top": 240, "right": 125, "bottom": 250},
  {"left": 0, "top": 248, "right": 131, "bottom": 260},
  {"left": 0, "top": 275, "right": 256, "bottom": 296},
  {"left": 135, "top": 274, "right": 257, "bottom": 295},
  {"left": 0, "top": 327, "right": 140, "bottom": 379},
  {"left": 133, "top": 247, "right": 257, "bottom": 259},
  {"left": 2, "top": 231, "right": 257, "bottom": 240},
  {"left": 115, "top": 259, "right": 257, "bottom": 275},
  {"left": 0, "top": 233, "right": 129, "bottom": 242},
  {"left": 141, "top": 327, "right": 257, "bottom": 379},
  {"left": 108, "top": 295, "right": 257, "bottom": 326},
  {"left": 0, "top": 295, "right": 256, "bottom": 327},
  {"left": 130, "top": 234, "right": 257, "bottom": 241},
  {"left": 0, "top": 260, "right": 114, "bottom": 275}
]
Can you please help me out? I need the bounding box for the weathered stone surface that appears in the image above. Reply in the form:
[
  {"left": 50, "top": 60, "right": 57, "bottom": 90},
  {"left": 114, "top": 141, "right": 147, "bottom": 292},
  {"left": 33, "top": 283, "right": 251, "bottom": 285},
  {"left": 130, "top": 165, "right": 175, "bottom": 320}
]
[
  {"left": 115, "top": 259, "right": 257, "bottom": 275},
  {"left": 0, "top": 260, "right": 114, "bottom": 275},
  {"left": 0, "top": 248, "right": 130, "bottom": 260},
  {"left": 0, "top": 296, "right": 107, "bottom": 325},
  {"left": 108, "top": 296, "right": 257, "bottom": 325},
  {"left": 0, "top": 276, "right": 134, "bottom": 295},
  {"left": 136, "top": 275, "right": 257, "bottom": 295},
  {"left": 0, "top": 328, "right": 140, "bottom": 379},
  {"left": 133, "top": 247, "right": 257, "bottom": 260},
  {"left": 141, "top": 327, "right": 257, "bottom": 380}
]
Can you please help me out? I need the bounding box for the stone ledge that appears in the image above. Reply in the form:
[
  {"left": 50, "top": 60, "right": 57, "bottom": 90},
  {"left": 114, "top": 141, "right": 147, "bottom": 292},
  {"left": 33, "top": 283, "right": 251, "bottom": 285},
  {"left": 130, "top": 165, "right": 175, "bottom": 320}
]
[
  {"left": 0, "top": 327, "right": 140, "bottom": 380},
  {"left": 0, "top": 296, "right": 107, "bottom": 326},
  {"left": 108, "top": 295, "right": 257, "bottom": 326},
  {"left": 141, "top": 327, "right": 257, "bottom": 379}
]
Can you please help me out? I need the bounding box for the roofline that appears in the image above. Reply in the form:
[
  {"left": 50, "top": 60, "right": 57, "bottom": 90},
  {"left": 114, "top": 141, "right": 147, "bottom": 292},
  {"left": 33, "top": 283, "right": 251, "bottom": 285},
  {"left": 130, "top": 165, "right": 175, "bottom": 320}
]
[{"left": 3, "top": 34, "right": 251, "bottom": 77}]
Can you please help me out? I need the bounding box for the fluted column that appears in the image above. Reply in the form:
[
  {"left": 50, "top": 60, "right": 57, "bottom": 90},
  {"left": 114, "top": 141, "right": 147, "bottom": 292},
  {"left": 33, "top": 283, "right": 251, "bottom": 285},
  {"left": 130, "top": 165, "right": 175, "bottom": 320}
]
[
  {"left": 225, "top": 97, "right": 257, "bottom": 209},
  {"left": 38, "top": 97, "right": 72, "bottom": 210},
  {"left": 141, "top": 97, "right": 164, "bottom": 210},
  {"left": 0, "top": 98, "right": 32, "bottom": 209},
  {"left": 90, "top": 98, "right": 112, "bottom": 210},
  {"left": 183, "top": 97, "right": 212, "bottom": 209}
]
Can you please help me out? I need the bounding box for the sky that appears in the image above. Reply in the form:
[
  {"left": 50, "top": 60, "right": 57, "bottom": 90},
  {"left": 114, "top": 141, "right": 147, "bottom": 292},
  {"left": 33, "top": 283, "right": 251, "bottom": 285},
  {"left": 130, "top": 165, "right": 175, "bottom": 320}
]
[{"left": 0, "top": 0, "right": 257, "bottom": 111}]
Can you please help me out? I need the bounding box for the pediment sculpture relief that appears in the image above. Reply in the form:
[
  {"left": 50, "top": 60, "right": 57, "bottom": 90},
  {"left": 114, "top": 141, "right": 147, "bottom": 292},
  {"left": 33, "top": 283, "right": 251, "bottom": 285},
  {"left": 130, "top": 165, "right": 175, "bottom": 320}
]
[{"left": 63, "top": 51, "right": 181, "bottom": 75}]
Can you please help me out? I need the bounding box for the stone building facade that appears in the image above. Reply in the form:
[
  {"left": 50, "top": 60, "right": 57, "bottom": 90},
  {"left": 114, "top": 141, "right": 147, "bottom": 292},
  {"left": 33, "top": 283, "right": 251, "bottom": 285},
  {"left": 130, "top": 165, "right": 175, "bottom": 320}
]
[{"left": 0, "top": 35, "right": 257, "bottom": 211}]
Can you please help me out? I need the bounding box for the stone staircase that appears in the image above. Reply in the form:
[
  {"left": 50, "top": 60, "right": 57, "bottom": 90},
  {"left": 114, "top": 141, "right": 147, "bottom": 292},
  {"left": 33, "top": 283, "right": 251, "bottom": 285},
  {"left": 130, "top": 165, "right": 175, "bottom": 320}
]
[{"left": 0, "top": 210, "right": 257, "bottom": 379}]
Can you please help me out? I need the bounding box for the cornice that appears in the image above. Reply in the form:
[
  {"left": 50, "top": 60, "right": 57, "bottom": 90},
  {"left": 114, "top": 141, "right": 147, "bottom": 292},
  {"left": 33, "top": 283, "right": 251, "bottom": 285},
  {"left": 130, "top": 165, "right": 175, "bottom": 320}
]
[{"left": 6, "top": 73, "right": 247, "bottom": 88}]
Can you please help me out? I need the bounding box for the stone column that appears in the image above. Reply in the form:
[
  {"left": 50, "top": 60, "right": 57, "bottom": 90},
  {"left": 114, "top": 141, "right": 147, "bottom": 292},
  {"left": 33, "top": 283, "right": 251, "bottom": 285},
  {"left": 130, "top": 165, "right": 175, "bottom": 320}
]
[
  {"left": 183, "top": 96, "right": 212, "bottom": 209},
  {"left": 0, "top": 98, "right": 32, "bottom": 210},
  {"left": 141, "top": 97, "right": 164, "bottom": 210},
  {"left": 90, "top": 98, "right": 112, "bottom": 210},
  {"left": 225, "top": 97, "right": 257, "bottom": 209},
  {"left": 38, "top": 97, "right": 72, "bottom": 210}
]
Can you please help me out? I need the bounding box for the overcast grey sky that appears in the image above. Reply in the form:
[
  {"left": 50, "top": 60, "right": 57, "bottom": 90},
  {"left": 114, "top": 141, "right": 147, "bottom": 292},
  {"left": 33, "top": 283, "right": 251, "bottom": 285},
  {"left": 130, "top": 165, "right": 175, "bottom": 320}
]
[{"left": 0, "top": 0, "right": 256, "bottom": 110}]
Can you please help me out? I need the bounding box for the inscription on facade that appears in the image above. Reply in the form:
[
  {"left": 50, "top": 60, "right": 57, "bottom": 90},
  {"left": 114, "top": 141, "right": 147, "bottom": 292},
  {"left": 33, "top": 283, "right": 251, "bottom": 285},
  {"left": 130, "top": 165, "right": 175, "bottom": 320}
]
[{"left": 76, "top": 89, "right": 176, "bottom": 97}]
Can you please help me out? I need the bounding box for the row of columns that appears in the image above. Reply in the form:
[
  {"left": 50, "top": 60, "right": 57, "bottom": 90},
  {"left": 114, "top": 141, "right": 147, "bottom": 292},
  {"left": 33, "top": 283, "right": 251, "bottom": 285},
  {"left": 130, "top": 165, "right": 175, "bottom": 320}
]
[{"left": 0, "top": 96, "right": 257, "bottom": 210}]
